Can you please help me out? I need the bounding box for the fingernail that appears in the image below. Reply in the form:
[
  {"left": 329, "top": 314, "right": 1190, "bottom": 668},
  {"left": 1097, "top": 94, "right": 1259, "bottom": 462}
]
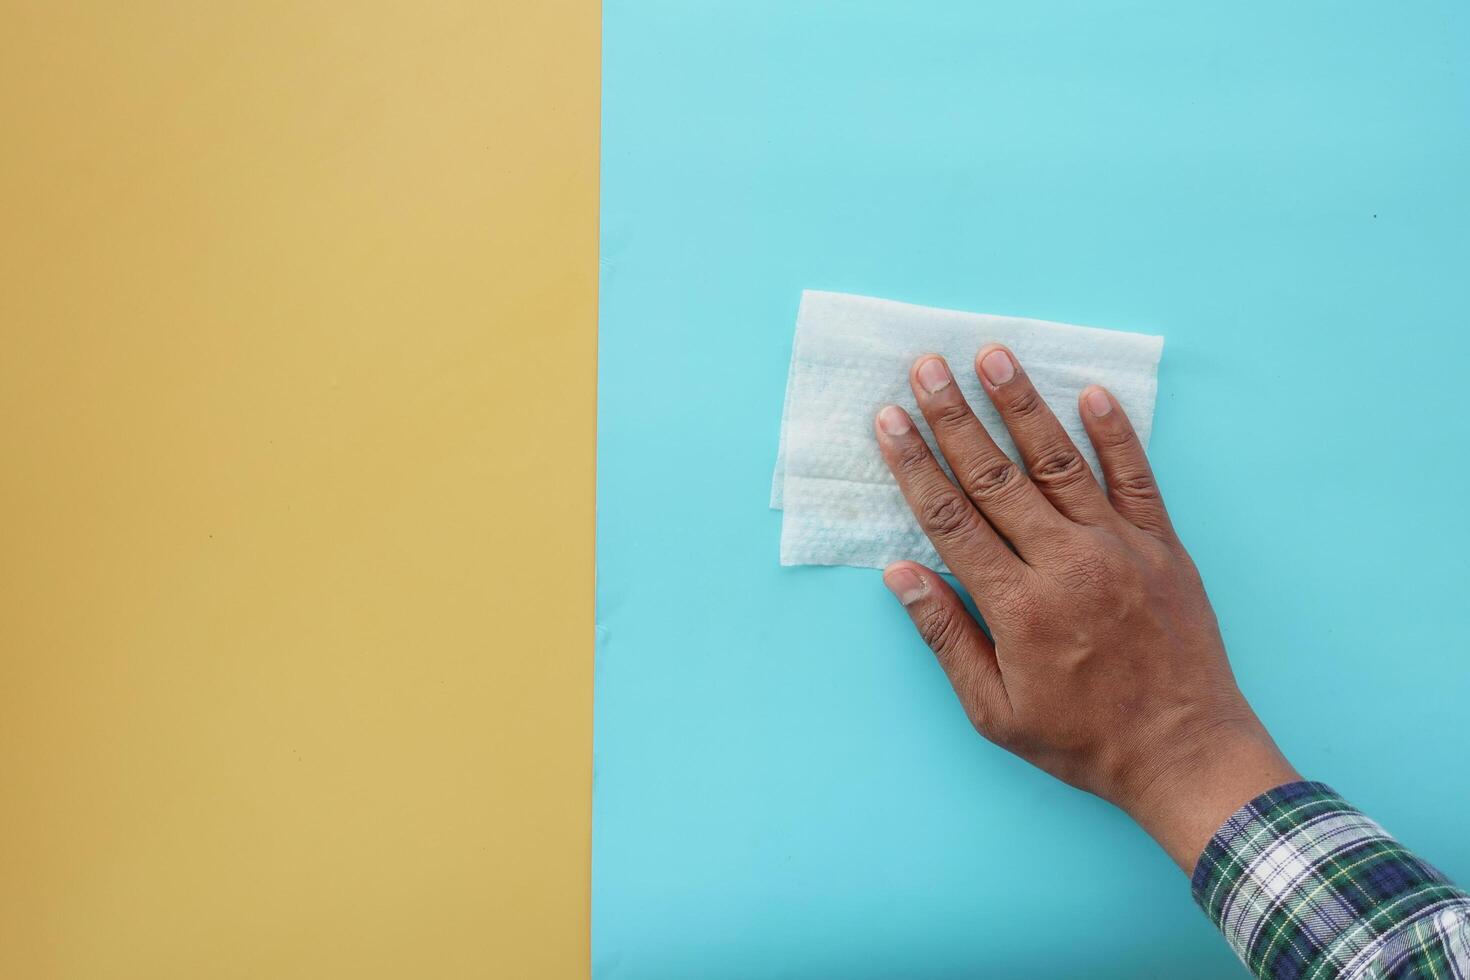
[
  {"left": 980, "top": 348, "right": 1015, "bottom": 386},
  {"left": 883, "top": 565, "right": 927, "bottom": 605},
  {"left": 1084, "top": 388, "right": 1113, "bottom": 418},
  {"left": 915, "top": 357, "right": 951, "bottom": 394},
  {"left": 877, "top": 405, "right": 912, "bottom": 436}
]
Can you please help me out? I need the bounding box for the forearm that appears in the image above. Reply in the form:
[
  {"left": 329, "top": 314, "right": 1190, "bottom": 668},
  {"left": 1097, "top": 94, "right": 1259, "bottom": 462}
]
[{"left": 1192, "top": 781, "right": 1470, "bottom": 979}]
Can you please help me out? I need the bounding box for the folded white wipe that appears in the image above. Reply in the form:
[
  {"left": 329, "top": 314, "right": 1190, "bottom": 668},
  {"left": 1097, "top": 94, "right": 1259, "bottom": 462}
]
[{"left": 771, "top": 291, "right": 1164, "bottom": 570}]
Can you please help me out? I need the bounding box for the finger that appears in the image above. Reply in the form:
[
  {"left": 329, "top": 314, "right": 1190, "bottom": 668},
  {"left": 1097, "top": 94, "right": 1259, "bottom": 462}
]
[
  {"left": 882, "top": 561, "right": 1010, "bottom": 738},
  {"left": 874, "top": 405, "right": 1027, "bottom": 597},
  {"left": 908, "top": 355, "right": 1068, "bottom": 557},
  {"left": 1077, "top": 385, "right": 1176, "bottom": 540},
  {"left": 971, "top": 346, "right": 1114, "bottom": 526}
]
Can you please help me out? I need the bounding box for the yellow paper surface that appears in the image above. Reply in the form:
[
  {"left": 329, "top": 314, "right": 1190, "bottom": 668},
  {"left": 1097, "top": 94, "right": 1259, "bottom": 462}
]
[{"left": 0, "top": 2, "right": 597, "bottom": 976}]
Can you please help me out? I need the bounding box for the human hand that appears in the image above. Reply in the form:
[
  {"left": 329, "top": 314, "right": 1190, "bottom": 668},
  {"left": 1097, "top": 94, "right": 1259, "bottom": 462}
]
[{"left": 875, "top": 346, "right": 1296, "bottom": 870}]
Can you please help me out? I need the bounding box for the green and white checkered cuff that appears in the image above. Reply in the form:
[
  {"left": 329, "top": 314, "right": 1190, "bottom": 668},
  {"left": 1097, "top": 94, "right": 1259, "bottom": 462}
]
[{"left": 1192, "top": 781, "right": 1470, "bottom": 979}]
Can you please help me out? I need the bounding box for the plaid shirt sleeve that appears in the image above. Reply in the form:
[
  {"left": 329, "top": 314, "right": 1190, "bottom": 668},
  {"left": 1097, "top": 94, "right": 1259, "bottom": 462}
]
[{"left": 1192, "top": 781, "right": 1470, "bottom": 979}]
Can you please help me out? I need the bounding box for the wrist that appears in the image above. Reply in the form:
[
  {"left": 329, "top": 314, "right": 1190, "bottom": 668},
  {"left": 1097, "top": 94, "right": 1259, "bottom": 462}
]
[{"left": 1117, "top": 715, "right": 1298, "bottom": 872}]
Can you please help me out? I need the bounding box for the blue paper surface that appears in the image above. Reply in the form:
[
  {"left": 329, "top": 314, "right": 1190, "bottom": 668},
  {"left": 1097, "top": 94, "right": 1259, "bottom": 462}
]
[{"left": 594, "top": 3, "right": 1470, "bottom": 976}]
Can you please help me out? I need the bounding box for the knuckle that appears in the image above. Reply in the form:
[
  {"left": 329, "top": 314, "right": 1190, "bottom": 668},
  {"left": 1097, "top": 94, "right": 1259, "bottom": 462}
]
[
  {"left": 1004, "top": 386, "right": 1045, "bottom": 421},
  {"left": 1143, "top": 541, "right": 1179, "bottom": 578},
  {"left": 973, "top": 710, "right": 1009, "bottom": 745},
  {"left": 1111, "top": 470, "right": 1160, "bottom": 501},
  {"left": 1097, "top": 424, "right": 1138, "bottom": 452},
  {"left": 959, "top": 457, "right": 1023, "bottom": 502},
  {"left": 915, "top": 604, "right": 963, "bottom": 652},
  {"left": 894, "top": 440, "right": 932, "bottom": 474},
  {"left": 917, "top": 491, "right": 975, "bottom": 538},
  {"left": 963, "top": 679, "right": 1007, "bottom": 742},
  {"left": 1133, "top": 533, "right": 1172, "bottom": 566},
  {"left": 1028, "top": 447, "right": 1089, "bottom": 490},
  {"left": 930, "top": 401, "right": 973, "bottom": 430}
]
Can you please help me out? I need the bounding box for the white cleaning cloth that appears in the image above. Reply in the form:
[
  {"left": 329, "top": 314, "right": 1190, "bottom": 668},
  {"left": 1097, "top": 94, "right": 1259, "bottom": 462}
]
[{"left": 772, "top": 291, "right": 1164, "bottom": 570}]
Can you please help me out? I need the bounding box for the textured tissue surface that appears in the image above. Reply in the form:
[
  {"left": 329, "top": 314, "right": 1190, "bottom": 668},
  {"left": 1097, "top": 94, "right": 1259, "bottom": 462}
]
[{"left": 772, "top": 291, "right": 1164, "bottom": 570}]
